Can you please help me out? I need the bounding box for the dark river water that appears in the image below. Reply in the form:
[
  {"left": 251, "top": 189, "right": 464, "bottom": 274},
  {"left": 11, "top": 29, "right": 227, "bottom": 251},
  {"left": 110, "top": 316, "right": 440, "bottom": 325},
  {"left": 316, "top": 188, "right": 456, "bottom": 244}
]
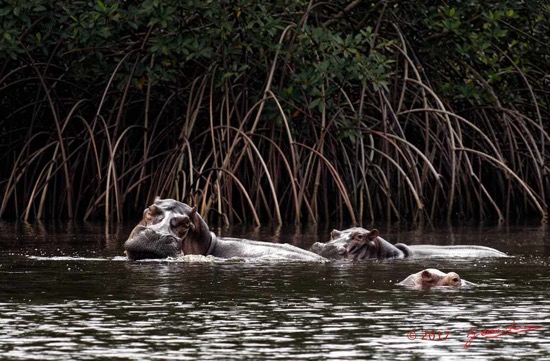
[{"left": 0, "top": 221, "right": 549, "bottom": 360}]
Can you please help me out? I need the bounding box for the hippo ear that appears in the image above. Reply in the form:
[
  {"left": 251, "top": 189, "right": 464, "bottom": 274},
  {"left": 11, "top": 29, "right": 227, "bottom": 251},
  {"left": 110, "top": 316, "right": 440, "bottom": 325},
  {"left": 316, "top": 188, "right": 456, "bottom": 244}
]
[
  {"left": 368, "top": 229, "right": 379, "bottom": 240},
  {"left": 154, "top": 195, "right": 161, "bottom": 203},
  {"left": 421, "top": 270, "right": 433, "bottom": 281},
  {"left": 330, "top": 229, "right": 342, "bottom": 240},
  {"left": 188, "top": 206, "right": 200, "bottom": 229}
]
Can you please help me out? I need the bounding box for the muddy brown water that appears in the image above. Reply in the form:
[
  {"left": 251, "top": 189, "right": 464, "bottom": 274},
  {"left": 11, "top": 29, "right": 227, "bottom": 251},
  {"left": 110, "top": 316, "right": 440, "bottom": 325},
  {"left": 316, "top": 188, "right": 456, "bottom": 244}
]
[{"left": 0, "top": 221, "right": 549, "bottom": 360}]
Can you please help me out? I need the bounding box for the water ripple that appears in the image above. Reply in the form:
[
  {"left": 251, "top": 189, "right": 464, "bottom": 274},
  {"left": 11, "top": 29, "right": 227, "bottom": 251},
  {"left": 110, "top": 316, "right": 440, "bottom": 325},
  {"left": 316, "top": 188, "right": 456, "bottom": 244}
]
[{"left": 1, "top": 227, "right": 550, "bottom": 359}]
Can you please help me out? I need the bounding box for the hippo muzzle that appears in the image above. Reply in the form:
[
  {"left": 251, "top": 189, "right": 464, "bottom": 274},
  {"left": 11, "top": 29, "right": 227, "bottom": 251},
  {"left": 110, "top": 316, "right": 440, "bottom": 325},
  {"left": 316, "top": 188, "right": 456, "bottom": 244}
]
[{"left": 124, "top": 227, "right": 182, "bottom": 260}]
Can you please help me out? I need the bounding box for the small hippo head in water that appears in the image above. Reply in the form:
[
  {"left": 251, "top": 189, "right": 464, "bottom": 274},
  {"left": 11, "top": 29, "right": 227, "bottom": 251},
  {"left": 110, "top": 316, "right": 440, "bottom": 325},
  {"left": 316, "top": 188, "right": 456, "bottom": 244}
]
[
  {"left": 124, "top": 198, "right": 213, "bottom": 260},
  {"left": 397, "top": 268, "right": 467, "bottom": 289},
  {"left": 340, "top": 228, "right": 383, "bottom": 260}
]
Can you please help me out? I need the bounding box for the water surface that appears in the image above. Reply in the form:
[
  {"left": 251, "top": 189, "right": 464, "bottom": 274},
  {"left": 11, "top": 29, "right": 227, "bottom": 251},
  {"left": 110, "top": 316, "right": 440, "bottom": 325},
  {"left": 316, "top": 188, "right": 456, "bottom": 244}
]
[{"left": 0, "top": 221, "right": 549, "bottom": 360}]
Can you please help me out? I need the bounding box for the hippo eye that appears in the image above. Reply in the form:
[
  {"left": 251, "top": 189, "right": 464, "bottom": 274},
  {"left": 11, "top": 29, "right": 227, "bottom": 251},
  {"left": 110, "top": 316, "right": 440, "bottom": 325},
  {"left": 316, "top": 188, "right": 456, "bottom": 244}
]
[
  {"left": 452, "top": 277, "right": 460, "bottom": 283},
  {"left": 144, "top": 205, "right": 161, "bottom": 222}
]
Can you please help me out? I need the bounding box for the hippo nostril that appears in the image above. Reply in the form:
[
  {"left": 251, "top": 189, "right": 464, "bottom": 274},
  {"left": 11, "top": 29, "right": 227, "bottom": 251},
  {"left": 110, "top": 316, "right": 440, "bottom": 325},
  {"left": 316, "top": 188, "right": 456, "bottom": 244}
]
[{"left": 161, "top": 235, "right": 179, "bottom": 244}]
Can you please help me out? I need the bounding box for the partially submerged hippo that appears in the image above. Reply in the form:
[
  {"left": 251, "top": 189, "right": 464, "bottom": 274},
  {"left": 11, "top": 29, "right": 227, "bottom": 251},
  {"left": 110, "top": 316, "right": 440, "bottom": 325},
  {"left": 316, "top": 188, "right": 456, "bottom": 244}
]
[
  {"left": 124, "top": 198, "right": 324, "bottom": 261},
  {"left": 309, "top": 227, "right": 508, "bottom": 260},
  {"left": 309, "top": 228, "right": 409, "bottom": 260},
  {"left": 397, "top": 268, "right": 475, "bottom": 289}
]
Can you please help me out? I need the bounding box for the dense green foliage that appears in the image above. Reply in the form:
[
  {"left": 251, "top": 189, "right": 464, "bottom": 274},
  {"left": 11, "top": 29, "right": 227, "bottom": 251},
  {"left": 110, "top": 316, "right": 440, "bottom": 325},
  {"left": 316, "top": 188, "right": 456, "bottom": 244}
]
[{"left": 1, "top": 0, "right": 549, "bottom": 224}]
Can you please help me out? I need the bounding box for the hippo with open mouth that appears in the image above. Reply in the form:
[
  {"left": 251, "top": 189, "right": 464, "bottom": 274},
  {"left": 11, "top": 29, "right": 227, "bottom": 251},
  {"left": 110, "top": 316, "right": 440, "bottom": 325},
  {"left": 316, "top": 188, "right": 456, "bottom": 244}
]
[
  {"left": 124, "top": 197, "right": 325, "bottom": 261},
  {"left": 124, "top": 198, "right": 508, "bottom": 261}
]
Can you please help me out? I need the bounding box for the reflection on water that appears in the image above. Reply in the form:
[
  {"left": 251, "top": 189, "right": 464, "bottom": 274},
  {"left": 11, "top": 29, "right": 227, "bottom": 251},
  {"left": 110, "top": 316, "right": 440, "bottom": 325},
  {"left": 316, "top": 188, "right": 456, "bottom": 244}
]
[{"left": 0, "top": 221, "right": 549, "bottom": 360}]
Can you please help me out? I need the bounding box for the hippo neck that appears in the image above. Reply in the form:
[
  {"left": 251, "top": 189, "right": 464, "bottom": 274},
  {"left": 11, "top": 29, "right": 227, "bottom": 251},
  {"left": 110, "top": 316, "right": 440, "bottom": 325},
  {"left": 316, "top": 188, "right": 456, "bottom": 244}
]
[
  {"left": 205, "top": 231, "right": 218, "bottom": 256},
  {"left": 182, "top": 228, "right": 216, "bottom": 256}
]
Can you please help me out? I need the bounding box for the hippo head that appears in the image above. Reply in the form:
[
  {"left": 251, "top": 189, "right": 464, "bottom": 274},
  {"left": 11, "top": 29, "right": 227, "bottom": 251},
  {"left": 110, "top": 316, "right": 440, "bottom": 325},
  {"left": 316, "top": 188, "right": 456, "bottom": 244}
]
[
  {"left": 124, "top": 197, "right": 213, "bottom": 260},
  {"left": 330, "top": 227, "right": 379, "bottom": 246},
  {"left": 399, "top": 268, "right": 463, "bottom": 289},
  {"left": 325, "top": 227, "right": 409, "bottom": 260},
  {"left": 329, "top": 227, "right": 382, "bottom": 259},
  {"left": 343, "top": 229, "right": 383, "bottom": 260},
  {"left": 420, "top": 269, "right": 462, "bottom": 288}
]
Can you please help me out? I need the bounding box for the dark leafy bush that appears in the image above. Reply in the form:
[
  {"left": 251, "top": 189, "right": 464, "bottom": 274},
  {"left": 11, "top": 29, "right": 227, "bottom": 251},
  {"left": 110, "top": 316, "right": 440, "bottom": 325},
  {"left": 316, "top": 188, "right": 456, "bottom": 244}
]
[{"left": 1, "top": 0, "right": 548, "bottom": 224}]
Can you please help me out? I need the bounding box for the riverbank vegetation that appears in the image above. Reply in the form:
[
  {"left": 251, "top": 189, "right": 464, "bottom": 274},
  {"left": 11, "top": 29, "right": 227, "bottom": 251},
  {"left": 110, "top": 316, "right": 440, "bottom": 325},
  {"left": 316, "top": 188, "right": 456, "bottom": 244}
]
[{"left": 1, "top": 0, "right": 549, "bottom": 225}]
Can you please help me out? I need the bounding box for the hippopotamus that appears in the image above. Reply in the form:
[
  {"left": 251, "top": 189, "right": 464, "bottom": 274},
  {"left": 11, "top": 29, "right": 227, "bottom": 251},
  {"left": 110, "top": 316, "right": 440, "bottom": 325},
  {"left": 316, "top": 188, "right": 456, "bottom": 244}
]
[
  {"left": 309, "top": 227, "right": 508, "bottom": 260},
  {"left": 397, "top": 268, "right": 475, "bottom": 289},
  {"left": 124, "top": 198, "right": 325, "bottom": 261}
]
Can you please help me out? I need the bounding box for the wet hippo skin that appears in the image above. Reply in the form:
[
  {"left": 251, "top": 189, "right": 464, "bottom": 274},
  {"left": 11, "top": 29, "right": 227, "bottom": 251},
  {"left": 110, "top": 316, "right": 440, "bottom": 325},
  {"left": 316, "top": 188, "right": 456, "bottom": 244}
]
[
  {"left": 309, "top": 227, "right": 508, "bottom": 260},
  {"left": 125, "top": 199, "right": 507, "bottom": 261},
  {"left": 309, "top": 227, "right": 410, "bottom": 260},
  {"left": 397, "top": 268, "right": 475, "bottom": 289},
  {"left": 124, "top": 198, "right": 325, "bottom": 261}
]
